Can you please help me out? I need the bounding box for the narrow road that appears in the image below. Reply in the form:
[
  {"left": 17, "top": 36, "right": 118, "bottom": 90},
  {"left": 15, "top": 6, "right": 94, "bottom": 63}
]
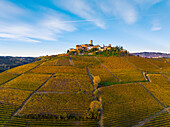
[
  {"left": 139, "top": 83, "right": 166, "bottom": 109},
  {"left": 132, "top": 108, "right": 168, "bottom": 127},
  {"left": 98, "top": 89, "right": 104, "bottom": 127},
  {"left": 121, "top": 57, "right": 141, "bottom": 72},
  {"left": 36, "top": 91, "right": 92, "bottom": 94},
  {"left": 94, "top": 56, "right": 119, "bottom": 82},
  {"left": 86, "top": 67, "right": 96, "bottom": 101},
  {"left": 0, "top": 87, "right": 33, "bottom": 92},
  {"left": 161, "top": 74, "right": 170, "bottom": 81},
  {"left": 8, "top": 74, "right": 54, "bottom": 120},
  {"left": 69, "top": 55, "right": 74, "bottom": 66},
  {"left": 86, "top": 67, "right": 95, "bottom": 91},
  {"left": 145, "top": 59, "right": 161, "bottom": 70}
]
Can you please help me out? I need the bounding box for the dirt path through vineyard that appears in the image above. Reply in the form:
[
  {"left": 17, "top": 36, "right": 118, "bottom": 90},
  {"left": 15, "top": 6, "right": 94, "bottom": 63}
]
[
  {"left": 132, "top": 107, "right": 169, "bottom": 127},
  {"left": 98, "top": 89, "right": 104, "bottom": 127}
]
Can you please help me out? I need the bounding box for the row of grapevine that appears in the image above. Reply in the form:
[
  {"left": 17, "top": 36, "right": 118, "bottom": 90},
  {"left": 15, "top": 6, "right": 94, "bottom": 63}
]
[
  {"left": 146, "top": 58, "right": 170, "bottom": 70},
  {"left": 39, "top": 73, "right": 93, "bottom": 92},
  {"left": 0, "top": 72, "right": 18, "bottom": 85},
  {"left": 98, "top": 56, "right": 137, "bottom": 72},
  {"left": 100, "top": 83, "right": 163, "bottom": 127},
  {"left": 56, "top": 58, "right": 71, "bottom": 66},
  {"left": 123, "top": 56, "right": 160, "bottom": 72},
  {"left": 72, "top": 56, "right": 100, "bottom": 67},
  {"left": 98, "top": 56, "right": 145, "bottom": 82},
  {"left": 0, "top": 103, "right": 18, "bottom": 125},
  {"left": 29, "top": 65, "right": 88, "bottom": 75},
  {"left": 0, "top": 88, "right": 32, "bottom": 106},
  {"left": 143, "top": 112, "right": 170, "bottom": 127},
  {"left": 57, "top": 66, "right": 88, "bottom": 75},
  {"left": 6, "top": 116, "right": 98, "bottom": 126},
  {"left": 41, "top": 59, "right": 58, "bottom": 66},
  {"left": 29, "top": 66, "right": 60, "bottom": 74},
  {"left": 143, "top": 74, "right": 170, "bottom": 107},
  {"left": 6, "top": 62, "right": 40, "bottom": 74},
  {"left": 19, "top": 93, "right": 93, "bottom": 117},
  {"left": 1, "top": 74, "right": 51, "bottom": 91},
  {"left": 88, "top": 64, "right": 117, "bottom": 83}
]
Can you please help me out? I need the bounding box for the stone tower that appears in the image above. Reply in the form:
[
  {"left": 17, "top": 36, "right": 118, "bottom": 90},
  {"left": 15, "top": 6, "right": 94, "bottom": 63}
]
[{"left": 90, "top": 40, "right": 93, "bottom": 45}]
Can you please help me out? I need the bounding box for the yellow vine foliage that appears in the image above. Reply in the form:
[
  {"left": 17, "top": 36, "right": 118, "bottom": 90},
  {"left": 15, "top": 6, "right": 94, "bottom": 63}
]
[{"left": 90, "top": 101, "right": 101, "bottom": 112}]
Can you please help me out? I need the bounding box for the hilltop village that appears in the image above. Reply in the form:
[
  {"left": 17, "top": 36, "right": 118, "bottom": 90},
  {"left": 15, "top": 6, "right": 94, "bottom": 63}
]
[{"left": 67, "top": 40, "right": 129, "bottom": 56}]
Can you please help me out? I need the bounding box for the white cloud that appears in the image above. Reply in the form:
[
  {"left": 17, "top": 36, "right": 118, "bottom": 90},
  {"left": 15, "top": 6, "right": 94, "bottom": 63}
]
[
  {"left": 54, "top": 0, "right": 138, "bottom": 25},
  {"left": 0, "top": 33, "right": 15, "bottom": 38},
  {"left": 110, "top": 1, "right": 138, "bottom": 24},
  {"left": 0, "top": 0, "right": 24, "bottom": 19},
  {"left": 0, "top": 16, "right": 77, "bottom": 43},
  {"left": 0, "top": 1, "right": 77, "bottom": 43},
  {"left": 151, "top": 25, "right": 162, "bottom": 31},
  {"left": 54, "top": 0, "right": 106, "bottom": 28},
  {"left": 151, "top": 20, "right": 162, "bottom": 31},
  {"left": 133, "top": 0, "right": 162, "bottom": 5},
  {"left": 95, "top": 0, "right": 138, "bottom": 24}
]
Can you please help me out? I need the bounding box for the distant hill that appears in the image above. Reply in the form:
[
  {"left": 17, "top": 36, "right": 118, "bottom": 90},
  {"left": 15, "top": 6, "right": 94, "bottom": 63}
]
[
  {"left": 0, "top": 56, "right": 35, "bottom": 72},
  {"left": 132, "top": 52, "right": 170, "bottom": 58}
]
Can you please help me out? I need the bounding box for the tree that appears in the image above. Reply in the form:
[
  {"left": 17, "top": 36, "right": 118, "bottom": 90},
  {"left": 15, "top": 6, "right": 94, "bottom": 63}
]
[
  {"left": 93, "top": 76, "right": 101, "bottom": 89},
  {"left": 90, "top": 101, "right": 101, "bottom": 112}
]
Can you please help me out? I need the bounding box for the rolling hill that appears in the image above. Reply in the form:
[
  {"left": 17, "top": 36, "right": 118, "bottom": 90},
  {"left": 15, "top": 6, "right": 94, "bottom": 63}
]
[{"left": 0, "top": 55, "right": 169, "bottom": 127}]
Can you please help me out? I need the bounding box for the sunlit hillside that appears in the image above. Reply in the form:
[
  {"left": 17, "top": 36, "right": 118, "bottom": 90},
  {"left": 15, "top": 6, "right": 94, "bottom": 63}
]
[{"left": 0, "top": 55, "right": 169, "bottom": 126}]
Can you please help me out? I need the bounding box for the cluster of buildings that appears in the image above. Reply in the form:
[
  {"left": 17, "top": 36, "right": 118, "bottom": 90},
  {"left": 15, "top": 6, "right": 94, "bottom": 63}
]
[{"left": 69, "top": 40, "right": 112, "bottom": 53}]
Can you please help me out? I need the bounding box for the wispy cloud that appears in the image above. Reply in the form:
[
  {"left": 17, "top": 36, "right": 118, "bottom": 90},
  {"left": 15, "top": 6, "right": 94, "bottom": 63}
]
[
  {"left": 133, "top": 0, "right": 162, "bottom": 5},
  {"left": 53, "top": 0, "right": 106, "bottom": 29},
  {"left": 0, "top": 0, "right": 165, "bottom": 43},
  {"left": 0, "top": 0, "right": 24, "bottom": 19},
  {"left": 55, "top": 0, "right": 162, "bottom": 26},
  {"left": 151, "top": 20, "right": 162, "bottom": 31},
  {"left": 104, "top": 0, "right": 138, "bottom": 24},
  {"left": 0, "top": 0, "right": 76, "bottom": 43},
  {"left": 151, "top": 24, "right": 162, "bottom": 31}
]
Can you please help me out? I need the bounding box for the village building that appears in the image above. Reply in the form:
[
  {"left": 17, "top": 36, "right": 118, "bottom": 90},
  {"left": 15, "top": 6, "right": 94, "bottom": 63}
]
[{"left": 69, "top": 40, "right": 112, "bottom": 55}]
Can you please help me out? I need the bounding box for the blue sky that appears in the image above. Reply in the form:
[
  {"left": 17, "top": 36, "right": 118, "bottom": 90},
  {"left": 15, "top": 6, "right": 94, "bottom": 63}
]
[{"left": 0, "top": 0, "right": 170, "bottom": 56}]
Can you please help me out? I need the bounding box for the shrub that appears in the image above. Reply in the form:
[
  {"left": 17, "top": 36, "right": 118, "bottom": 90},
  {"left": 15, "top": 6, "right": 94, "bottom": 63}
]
[
  {"left": 93, "top": 76, "right": 101, "bottom": 89},
  {"left": 90, "top": 101, "right": 101, "bottom": 112}
]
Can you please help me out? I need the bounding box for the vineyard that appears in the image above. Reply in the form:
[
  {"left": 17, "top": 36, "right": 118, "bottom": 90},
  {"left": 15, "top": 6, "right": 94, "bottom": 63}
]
[
  {"left": 41, "top": 59, "right": 58, "bottom": 66},
  {"left": 0, "top": 55, "right": 169, "bottom": 126},
  {"left": 56, "top": 58, "right": 71, "bottom": 66},
  {"left": 88, "top": 64, "right": 118, "bottom": 82},
  {"left": 6, "top": 116, "right": 98, "bottom": 126},
  {"left": 0, "top": 72, "right": 18, "bottom": 85},
  {"left": 100, "top": 83, "right": 163, "bottom": 127},
  {"left": 39, "top": 73, "right": 93, "bottom": 92},
  {"left": 97, "top": 56, "right": 145, "bottom": 82},
  {"left": 19, "top": 93, "right": 93, "bottom": 117},
  {"left": 142, "top": 112, "right": 170, "bottom": 126},
  {"left": 57, "top": 66, "right": 88, "bottom": 75},
  {"left": 123, "top": 56, "right": 161, "bottom": 73},
  {"left": 0, "top": 89, "right": 32, "bottom": 106},
  {"left": 1, "top": 74, "right": 51, "bottom": 91},
  {"left": 6, "top": 63, "right": 40, "bottom": 74},
  {"left": 29, "top": 65, "right": 60, "bottom": 74},
  {"left": 72, "top": 56, "right": 100, "bottom": 67},
  {"left": 143, "top": 74, "right": 170, "bottom": 107}
]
